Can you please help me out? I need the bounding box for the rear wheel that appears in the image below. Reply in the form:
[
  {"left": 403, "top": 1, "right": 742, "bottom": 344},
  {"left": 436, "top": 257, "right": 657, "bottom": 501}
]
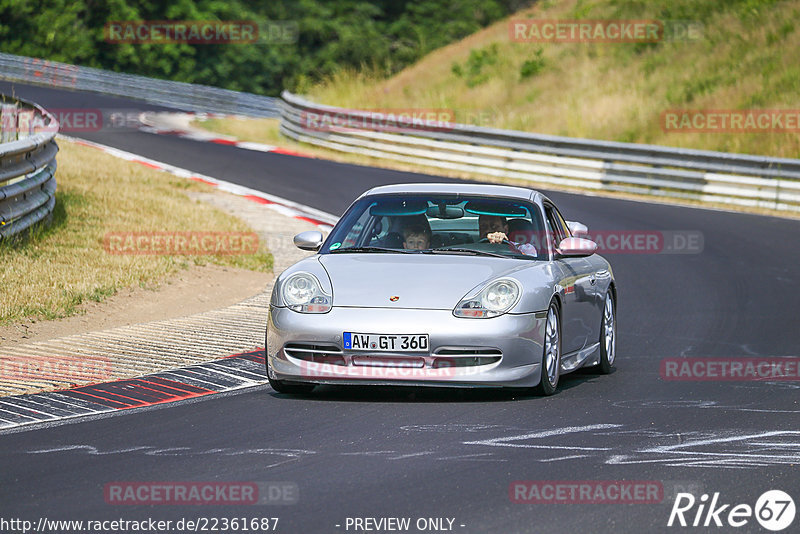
[
  {"left": 593, "top": 291, "right": 616, "bottom": 374},
  {"left": 533, "top": 302, "right": 561, "bottom": 396}
]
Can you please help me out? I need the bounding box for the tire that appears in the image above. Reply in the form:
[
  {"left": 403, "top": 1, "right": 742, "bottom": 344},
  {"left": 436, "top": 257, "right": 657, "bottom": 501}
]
[
  {"left": 266, "top": 357, "right": 315, "bottom": 394},
  {"left": 533, "top": 301, "right": 561, "bottom": 396},
  {"left": 593, "top": 291, "right": 616, "bottom": 374},
  {"left": 267, "top": 376, "right": 316, "bottom": 394}
]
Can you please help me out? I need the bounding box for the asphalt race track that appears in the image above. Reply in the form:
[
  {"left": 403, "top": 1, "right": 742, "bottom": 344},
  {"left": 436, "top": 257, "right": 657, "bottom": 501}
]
[{"left": 1, "top": 81, "right": 799, "bottom": 533}]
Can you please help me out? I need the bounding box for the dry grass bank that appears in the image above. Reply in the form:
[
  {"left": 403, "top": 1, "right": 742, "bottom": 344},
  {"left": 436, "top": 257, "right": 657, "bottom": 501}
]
[
  {"left": 0, "top": 139, "right": 273, "bottom": 325},
  {"left": 309, "top": 0, "right": 800, "bottom": 158}
]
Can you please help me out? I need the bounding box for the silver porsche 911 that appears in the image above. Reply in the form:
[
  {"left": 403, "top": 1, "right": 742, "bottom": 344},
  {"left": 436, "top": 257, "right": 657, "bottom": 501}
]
[{"left": 265, "top": 183, "right": 616, "bottom": 395}]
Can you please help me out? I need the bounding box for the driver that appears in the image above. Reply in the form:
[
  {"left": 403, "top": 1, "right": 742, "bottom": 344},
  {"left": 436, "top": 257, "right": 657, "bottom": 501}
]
[
  {"left": 478, "top": 214, "right": 537, "bottom": 256},
  {"left": 479, "top": 214, "right": 510, "bottom": 244}
]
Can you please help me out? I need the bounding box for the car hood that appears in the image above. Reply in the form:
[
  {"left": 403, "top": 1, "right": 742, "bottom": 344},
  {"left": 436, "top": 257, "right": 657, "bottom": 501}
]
[{"left": 319, "top": 253, "right": 529, "bottom": 310}]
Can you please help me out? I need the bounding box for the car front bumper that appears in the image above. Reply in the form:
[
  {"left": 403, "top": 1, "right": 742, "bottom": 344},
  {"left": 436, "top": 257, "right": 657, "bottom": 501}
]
[{"left": 266, "top": 306, "right": 547, "bottom": 388}]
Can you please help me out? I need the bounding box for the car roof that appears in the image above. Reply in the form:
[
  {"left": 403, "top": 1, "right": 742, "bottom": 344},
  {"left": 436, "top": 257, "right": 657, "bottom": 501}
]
[{"left": 360, "top": 182, "right": 540, "bottom": 202}]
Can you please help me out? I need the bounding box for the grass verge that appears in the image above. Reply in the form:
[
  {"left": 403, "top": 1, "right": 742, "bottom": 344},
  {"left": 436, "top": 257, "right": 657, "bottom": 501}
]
[{"left": 0, "top": 139, "right": 273, "bottom": 325}]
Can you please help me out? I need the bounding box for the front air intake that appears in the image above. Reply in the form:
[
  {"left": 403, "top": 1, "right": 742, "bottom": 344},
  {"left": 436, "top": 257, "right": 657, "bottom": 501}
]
[
  {"left": 432, "top": 347, "right": 502, "bottom": 368},
  {"left": 284, "top": 343, "right": 346, "bottom": 366}
]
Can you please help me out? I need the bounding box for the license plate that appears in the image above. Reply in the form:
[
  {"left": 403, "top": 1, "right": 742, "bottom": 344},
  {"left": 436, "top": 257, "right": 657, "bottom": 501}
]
[{"left": 343, "top": 332, "right": 429, "bottom": 352}]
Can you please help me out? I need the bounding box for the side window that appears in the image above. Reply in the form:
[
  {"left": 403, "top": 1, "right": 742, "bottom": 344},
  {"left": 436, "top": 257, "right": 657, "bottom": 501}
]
[
  {"left": 551, "top": 206, "right": 572, "bottom": 239},
  {"left": 544, "top": 204, "right": 570, "bottom": 250},
  {"left": 341, "top": 209, "right": 373, "bottom": 248}
]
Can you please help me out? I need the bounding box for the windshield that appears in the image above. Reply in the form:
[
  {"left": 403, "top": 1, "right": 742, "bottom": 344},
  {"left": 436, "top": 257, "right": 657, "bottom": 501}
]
[{"left": 321, "top": 194, "right": 548, "bottom": 260}]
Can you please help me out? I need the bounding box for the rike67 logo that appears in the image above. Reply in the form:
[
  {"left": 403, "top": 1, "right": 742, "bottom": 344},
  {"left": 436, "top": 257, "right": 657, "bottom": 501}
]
[{"left": 668, "top": 490, "right": 796, "bottom": 531}]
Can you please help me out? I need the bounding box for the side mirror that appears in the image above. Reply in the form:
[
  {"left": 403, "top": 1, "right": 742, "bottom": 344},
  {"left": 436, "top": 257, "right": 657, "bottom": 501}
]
[
  {"left": 557, "top": 237, "right": 597, "bottom": 257},
  {"left": 566, "top": 220, "right": 589, "bottom": 238},
  {"left": 294, "top": 230, "right": 323, "bottom": 251}
]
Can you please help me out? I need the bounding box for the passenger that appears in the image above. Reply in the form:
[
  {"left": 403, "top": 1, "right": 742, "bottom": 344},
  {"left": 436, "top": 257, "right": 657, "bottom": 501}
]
[
  {"left": 402, "top": 224, "right": 431, "bottom": 250},
  {"left": 478, "top": 214, "right": 537, "bottom": 256}
]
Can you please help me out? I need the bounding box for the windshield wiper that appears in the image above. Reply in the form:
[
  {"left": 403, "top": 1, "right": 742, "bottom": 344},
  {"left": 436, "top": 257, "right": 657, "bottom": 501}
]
[
  {"left": 425, "top": 247, "right": 509, "bottom": 259},
  {"left": 330, "top": 246, "right": 414, "bottom": 254}
]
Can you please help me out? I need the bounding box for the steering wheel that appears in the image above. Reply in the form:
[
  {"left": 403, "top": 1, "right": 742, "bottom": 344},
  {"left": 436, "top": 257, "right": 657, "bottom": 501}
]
[
  {"left": 477, "top": 237, "right": 521, "bottom": 251},
  {"left": 478, "top": 237, "right": 511, "bottom": 244}
]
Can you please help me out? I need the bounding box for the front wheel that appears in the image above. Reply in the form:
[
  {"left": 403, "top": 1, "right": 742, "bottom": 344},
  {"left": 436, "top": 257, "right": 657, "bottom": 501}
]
[
  {"left": 267, "top": 376, "right": 315, "bottom": 395},
  {"left": 533, "top": 302, "right": 561, "bottom": 396},
  {"left": 266, "top": 358, "right": 315, "bottom": 394},
  {"left": 593, "top": 291, "right": 616, "bottom": 374}
]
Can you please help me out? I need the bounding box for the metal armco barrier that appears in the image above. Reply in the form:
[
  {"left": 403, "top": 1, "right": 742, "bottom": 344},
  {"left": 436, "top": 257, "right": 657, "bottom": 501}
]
[
  {"left": 280, "top": 91, "right": 800, "bottom": 213},
  {"left": 0, "top": 96, "right": 58, "bottom": 240},
  {"left": 0, "top": 52, "right": 278, "bottom": 118}
]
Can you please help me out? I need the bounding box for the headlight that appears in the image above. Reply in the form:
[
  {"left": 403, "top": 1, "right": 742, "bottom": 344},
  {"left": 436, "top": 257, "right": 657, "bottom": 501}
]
[
  {"left": 454, "top": 278, "right": 521, "bottom": 318},
  {"left": 282, "top": 272, "right": 331, "bottom": 313}
]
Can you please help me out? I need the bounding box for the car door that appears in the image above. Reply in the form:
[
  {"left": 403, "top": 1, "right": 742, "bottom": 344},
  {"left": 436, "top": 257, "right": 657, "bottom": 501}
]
[{"left": 544, "top": 203, "right": 596, "bottom": 356}]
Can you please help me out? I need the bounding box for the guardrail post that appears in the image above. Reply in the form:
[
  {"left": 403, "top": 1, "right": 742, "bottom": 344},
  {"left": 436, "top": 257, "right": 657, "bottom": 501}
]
[
  {"left": 1, "top": 103, "right": 17, "bottom": 142},
  {"left": 17, "top": 109, "right": 34, "bottom": 139}
]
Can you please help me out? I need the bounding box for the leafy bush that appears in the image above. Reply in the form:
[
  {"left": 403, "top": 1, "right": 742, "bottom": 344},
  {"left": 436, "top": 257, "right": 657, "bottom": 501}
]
[
  {"left": 0, "top": 0, "right": 520, "bottom": 96},
  {"left": 519, "top": 48, "right": 545, "bottom": 79},
  {"left": 452, "top": 43, "right": 499, "bottom": 87}
]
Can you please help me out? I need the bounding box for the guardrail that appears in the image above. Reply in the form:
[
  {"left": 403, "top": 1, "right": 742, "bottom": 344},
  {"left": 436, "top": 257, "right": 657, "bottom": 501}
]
[
  {"left": 0, "top": 52, "right": 278, "bottom": 118},
  {"left": 279, "top": 91, "right": 800, "bottom": 213},
  {"left": 0, "top": 96, "right": 58, "bottom": 240}
]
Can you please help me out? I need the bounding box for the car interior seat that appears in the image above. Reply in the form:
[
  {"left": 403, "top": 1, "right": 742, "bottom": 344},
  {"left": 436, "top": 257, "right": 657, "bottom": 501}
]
[
  {"left": 379, "top": 232, "right": 404, "bottom": 248},
  {"left": 507, "top": 218, "right": 537, "bottom": 246}
]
